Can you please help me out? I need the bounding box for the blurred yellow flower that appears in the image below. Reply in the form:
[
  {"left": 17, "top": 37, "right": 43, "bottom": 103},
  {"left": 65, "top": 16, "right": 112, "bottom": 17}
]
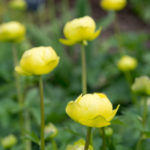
[
  {"left": 0, "top": 21, "right": 26, "bottom": 42},
  {"left": 1, "top": 134, "right": 17, "bottom": 149},
  {"left": 45, "top": 123, "right": 58, "bottom": 139},
  {"left": 66, "top": 139, "right": 93, "bottom": 150},
  {"left": 9, "top": 0, "right": 27, "bottom": 11},
  {"left": 60, "top": 16, "right": 101, "bottom": 46},
  {"left": 66, "top": 93, "right": 119, "bottom": 128},
  {"left": 117, "top": 55, "right": 137, "bottom": 72},
  {"left": 132, "top": 76, "right": 150, "bottom": 96},
  {"left": 15, "top": 46, "right": 59, "bottom": 76},
  {"left": 100, "top": 0, "right": 126, "bottom": 11}
]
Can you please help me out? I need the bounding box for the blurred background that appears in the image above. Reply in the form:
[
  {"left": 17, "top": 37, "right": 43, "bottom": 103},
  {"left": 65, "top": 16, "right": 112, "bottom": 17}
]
[{"left": 0, "top": 0, "right": 150, "bottom": 150}]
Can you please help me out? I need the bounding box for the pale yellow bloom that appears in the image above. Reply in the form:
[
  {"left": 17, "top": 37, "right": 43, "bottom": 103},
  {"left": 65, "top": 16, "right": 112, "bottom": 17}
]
[
  {"left": 9, "top": 0, "right": 27, "bottom": 11},
  {"left": 66, "top": 93, "right": 119, "bottom": 128},
  {"left": 117, "top": 55, "right": 137, "bottom": 72},
  {"left": 66, "top": 139, "right": 93, "bottom": 150},
  {"left": 15, "top": 46, "right": 59, "bottom": 76},
  {"left": 45, "top": 123, "right": 58, "bottom": 139},
  {"left": 60, "top": 16, "right": 101, "bottom": 46},
  {"left": 100, "top": 0, "right": 126, "bottom": 11},
  {"left": 0, "top": 21, "right": 25, "bottom": 42},
  {"left": 1, "top": 135, "right": 17, "bottom": 149},
  {"left": 132, "top": 76, "right": 150, "bottom": 96}
]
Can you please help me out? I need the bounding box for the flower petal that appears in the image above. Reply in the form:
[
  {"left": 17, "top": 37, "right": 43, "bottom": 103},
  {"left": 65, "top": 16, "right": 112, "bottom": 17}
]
[
  {"left": 86, "top": 115, "right": 110, "bottom": 128},
  {"left": 59, "top": 38, "right": 76, "bottom": 46},
  {"left": 15, "top": 66, "right": 32, "bottom": 76},
  {"left": 107, "top": 104, "right": 120, "bottom": 121},
  {"left": 89, "top": 27, "right": 102, "bottom": 40}
]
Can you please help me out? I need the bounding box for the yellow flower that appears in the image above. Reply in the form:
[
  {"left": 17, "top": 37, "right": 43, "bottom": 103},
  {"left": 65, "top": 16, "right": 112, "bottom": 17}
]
[
  {"left": 60, "top": 16, "right": 101, "bottom": 46},
  {"left": 132, "top": 76, "right": 150, "bottom": 96},
  {"left": 0, "top": 21, "right": 26, "bottom": 42},
  {"left": 1, "top": 135, "right": 17, "bottom": 149},
  {"left": 9, "top": 0, "right": 27, "bottom": 11},
  {"left": 45, "top": 123, "right": 58, "bottom": 139},
  {"left": 15, "top": 46, "right": 59, "bottom": 76},
  {"left": 117, "top": 55, "right": 137, "bottom": 72},
  {"left": 66, "top": 93, "right": 119, "bottom": 128},
  {"left": 100, "top": 0, "right": 127, "bottom": 11},
  {"left": 66, "top": 139, "right": 93, "bottom": 150}
]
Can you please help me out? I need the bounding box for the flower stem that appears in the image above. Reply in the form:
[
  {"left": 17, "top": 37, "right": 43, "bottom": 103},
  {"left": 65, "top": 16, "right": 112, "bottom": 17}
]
[
  {"left": 25, "top": 111, "right": 32, "bottom": 150},
  {"left": 51, "top": 138, "right": 58, "bottom": 150},
  {"left": 50, "top": 0, "right": 56, "bottom": 20},
  {"left": 136, "top": 97, "right": 147, "bottom": 150},
  {"left": 124, "top": 71, "right": 137, "bottom": 104},
  {"left": 81, "top": 44, "right": 87, "bottom": 95},
  {"left": 81, "top": 44, "right": 92, "bottom": 150},
  {"left": 113, "top": 11, "right": 123, "bottom": 55},
  {"left": 39, "top": 76, "right": 45, "bottom": 150},
  {"left": 142, "top": 97, "right": 147, "bottom": 127},
  {"left": 84, "top": 127, "right": 92, "bottom": 150},
  {"left": 101, "top": 128, "right": 106, "bottom": 150},
  {"left": 12, "top": 44, "right": 24, "bottom": 136}
]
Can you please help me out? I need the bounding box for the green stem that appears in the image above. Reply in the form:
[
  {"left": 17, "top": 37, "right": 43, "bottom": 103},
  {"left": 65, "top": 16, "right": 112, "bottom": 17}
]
[
  {"left": 84, "top": 127, "right": 92, "bottom": 150},
  {"left": 12, "top": 44, "right": 24, "bottom": 136},
  {"left": 50, "top": 0, "right": 56, "bottom": 20},
  {"left": 124, "top": 71, "right": 137, "bottom": 104},
  {"left": 113, "top": 11, "right": 123, "bottom": 55},
  {"left": 81, "top": 44, "right": 87, "bottom": 95},
  {"left": 51, "top": 138, "right": 58, "bottom": 150},
  {"left": 101, "top": 128, "right": 106, "bottom": 150},
  {"left": 39, "top": 76, "right": 45, "bottom": 150},
  {"left": 136, "top": 97, "right": 147, "bottom": 150},
  {"left": 142, "top": 98, "right": 147, "bottom": 127},
  {"left": 25, "top": 111, "right": 32, "bottom": 150},
  {"left": 81, "top": 44, "right": 92, "bottom": 150}
]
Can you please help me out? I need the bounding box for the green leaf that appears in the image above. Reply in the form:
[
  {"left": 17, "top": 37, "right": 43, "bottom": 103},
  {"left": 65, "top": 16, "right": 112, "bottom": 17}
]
[{"left": 24, "top": 131, "right": 40, "bottom": 145}]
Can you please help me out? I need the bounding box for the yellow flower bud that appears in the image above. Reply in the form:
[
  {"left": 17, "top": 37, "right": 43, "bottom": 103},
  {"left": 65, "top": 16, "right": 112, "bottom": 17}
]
[
  {"left": 45, "top": 123, "right": 58, "bottom": 139},
  {"left": 100, "top": 0, "right": 127, "bottom": 11},
  {"left": 66, "top": 139, "right": 93, "bottom": 150},
  {"left": 104, "top": 127, "right": 113, "bottom": 136},
  {"left": 1, "top": 135, "right": 17, "bottom": 149},
  {"left": 117, "top": 55, "right": 137, "bottom": 72},
  {"left": 132, "top": 76, "right": 150, "bottom": 96},
  {"left": 66, "top": 93, "right": 119, "bottom": 128},
  {"left": 0, "top": 21, "right": 26, "bottom": 42},
  {"left": 60, "top": 16, "right": 101, "bottom": 46},
  {"left": 9, "top": 0, "right": 27, "bottom": 11},
  {"left": 15, "top": 46, "right": 59, "bottom": 76}
]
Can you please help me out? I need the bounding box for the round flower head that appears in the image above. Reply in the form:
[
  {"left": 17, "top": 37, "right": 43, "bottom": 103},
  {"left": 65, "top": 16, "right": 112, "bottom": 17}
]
[
  {"left": 44, "top": 123, "right": 58, "bottom": 139},
  {"left": 66, "top": 139, "right": 93, "bottom": 150},
  {"left": 117, "top": 55, "right": 137, "bottom": 72},
  {"left": 15, "top": 46, "right": 59, "bottom": 76},
  {"left": 132, "top": 76, "right": 150, "bottom": 96},
  {"left": 66, "top": 93, "right": 119, "bottom": 128},
  {"left": 100, "top": 0, "right": 127, "bottom": 11},
  {"left": 0, "top": 21, "right": 26, "bottom": 42},
  {"left": 1, "top": 134, "right": 17, "bottom": 149},
  {"left": 9, "top": 0, "right": 27, "bottom": 11},
  {"left": 60, "top": 16, "right": 101, "bottom": 46}
]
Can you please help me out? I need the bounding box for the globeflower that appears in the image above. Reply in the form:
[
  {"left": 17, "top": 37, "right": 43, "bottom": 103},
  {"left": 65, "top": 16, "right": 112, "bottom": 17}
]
[
  {"left": 9, "top": 0, "right": 27, "bottom": 11},
  {"left": 132, "top": 76, "right": 150, "bottom": 96},
  {"left": 66, "top": 93, "right": 119, "bottom": 128},
  {"left": 45, "top": 123, "right": 58, "bottom": 139},
  {"left": 66, "top": 139, "right": 93, "bottom": 150},
  {"left": 15, "top": 46, "right": 59, "bottom": 75},
  {"left": 100, "top": 0, "right": 127, "bottom": 11},
  {"left": 117, "top": 55, "right": 137, "bottom": 72},
  {"left": 60, "top": 16, "right": 101, "bottom": 46},
  {"left": 1, "top": 134, "right": 17, "bottom": 149},
  {"left": 0, "top": 21, "right": 25, "bottom": 42}
]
